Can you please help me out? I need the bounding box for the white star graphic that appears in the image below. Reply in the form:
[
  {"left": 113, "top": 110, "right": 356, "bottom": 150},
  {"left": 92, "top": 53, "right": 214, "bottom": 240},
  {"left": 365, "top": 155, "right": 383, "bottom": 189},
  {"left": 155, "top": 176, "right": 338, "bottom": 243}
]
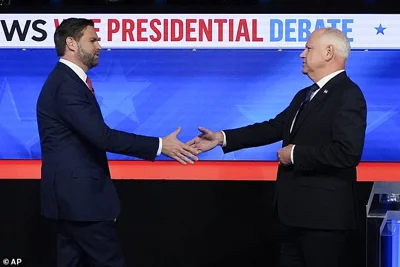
[{"left": 88, "top": 61, "right": 150, "bottom": 127}]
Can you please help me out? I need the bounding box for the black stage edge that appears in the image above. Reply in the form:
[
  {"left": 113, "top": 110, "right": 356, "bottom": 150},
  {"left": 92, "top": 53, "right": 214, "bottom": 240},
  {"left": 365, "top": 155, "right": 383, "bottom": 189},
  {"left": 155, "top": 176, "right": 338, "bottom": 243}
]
[{"left": 0, "top": 179, "right": 372, "bottom": 267}]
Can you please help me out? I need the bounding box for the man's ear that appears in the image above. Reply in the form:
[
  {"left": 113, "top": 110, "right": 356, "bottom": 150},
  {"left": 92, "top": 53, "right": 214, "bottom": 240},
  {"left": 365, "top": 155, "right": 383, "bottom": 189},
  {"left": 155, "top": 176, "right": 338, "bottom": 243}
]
[
  {"left": 65, "top": 37, "right": 77, "bottom": 52},
  {"left": 325, "top": 45, "right": 334, "bottom": 61}
]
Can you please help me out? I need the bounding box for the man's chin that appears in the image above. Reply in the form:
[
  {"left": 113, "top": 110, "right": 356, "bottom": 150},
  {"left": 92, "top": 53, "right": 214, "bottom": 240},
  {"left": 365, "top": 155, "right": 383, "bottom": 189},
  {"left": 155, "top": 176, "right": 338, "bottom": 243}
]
[{"left": 88, "top": 61, "right": 99, "bottom": 69}]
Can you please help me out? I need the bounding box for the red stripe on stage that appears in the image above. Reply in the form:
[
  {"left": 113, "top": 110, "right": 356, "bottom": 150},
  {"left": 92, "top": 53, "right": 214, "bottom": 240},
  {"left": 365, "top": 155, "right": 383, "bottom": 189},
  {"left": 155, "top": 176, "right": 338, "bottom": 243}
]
[{"left": 0, "top": 160, "right": 398, "bottom": 181}]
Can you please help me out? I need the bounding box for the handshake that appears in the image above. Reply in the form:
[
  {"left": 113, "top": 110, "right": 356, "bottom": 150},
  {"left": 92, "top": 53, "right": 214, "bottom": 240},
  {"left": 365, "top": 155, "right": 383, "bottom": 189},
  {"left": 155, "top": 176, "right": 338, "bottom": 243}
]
[
  {"left": 161, "top": 126, "right": 294, "bottom": 166},
  {"left": 161, "top": 126, "right": 222, "bottom": 164}
]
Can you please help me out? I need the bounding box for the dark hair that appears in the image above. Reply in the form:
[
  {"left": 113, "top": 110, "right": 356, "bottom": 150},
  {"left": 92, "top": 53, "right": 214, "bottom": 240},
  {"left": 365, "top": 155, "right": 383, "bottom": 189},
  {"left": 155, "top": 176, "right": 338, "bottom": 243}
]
[{"left": 54, "top": 18, "right": 94, "bottom": 57}]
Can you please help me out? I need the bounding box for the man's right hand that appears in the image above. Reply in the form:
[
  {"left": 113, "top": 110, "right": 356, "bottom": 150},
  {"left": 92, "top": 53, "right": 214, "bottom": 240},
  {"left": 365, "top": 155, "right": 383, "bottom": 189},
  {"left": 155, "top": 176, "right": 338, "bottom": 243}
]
[
  {"left": 186, "top": 127, "right": 224, "bottom": 153},
  {"left": 162, "top": 127, "right": 199, "bottom": 164}
]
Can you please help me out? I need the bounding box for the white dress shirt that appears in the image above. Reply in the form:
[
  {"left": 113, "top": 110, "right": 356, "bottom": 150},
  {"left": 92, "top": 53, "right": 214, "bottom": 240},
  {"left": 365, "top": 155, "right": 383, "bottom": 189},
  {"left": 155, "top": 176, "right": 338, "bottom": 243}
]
[
  {"left": 220, "top": 69, "right": 345, "bottom": 164},
  {"left": 59, "top": 58, "right": 162, "bottom": 156}
]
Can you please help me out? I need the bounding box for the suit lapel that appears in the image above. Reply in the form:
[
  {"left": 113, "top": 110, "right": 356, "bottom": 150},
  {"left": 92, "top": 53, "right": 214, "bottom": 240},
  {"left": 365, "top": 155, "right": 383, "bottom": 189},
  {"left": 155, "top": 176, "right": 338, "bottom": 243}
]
[
  {"left": 56, "top": 62, "right": 97, "bottom": 99},
  {"left": 289, "top": 88, "right": 328, "bottom": 138},
  {"left": 289, "top": 72, "right": 347, "bottom": 139},
  {"left": 286, "top": 92, "right": 305, "bottom": 140},
  {"left": 56, "top": 63, "right": 87, "bottom": 88}
]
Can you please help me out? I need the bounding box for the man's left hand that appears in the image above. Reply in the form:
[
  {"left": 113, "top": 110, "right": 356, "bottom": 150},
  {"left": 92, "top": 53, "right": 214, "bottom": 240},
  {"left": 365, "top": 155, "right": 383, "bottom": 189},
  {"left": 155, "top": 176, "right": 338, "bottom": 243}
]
[{"left": 277, "top": 144, "right": 294, "bottom": 165}]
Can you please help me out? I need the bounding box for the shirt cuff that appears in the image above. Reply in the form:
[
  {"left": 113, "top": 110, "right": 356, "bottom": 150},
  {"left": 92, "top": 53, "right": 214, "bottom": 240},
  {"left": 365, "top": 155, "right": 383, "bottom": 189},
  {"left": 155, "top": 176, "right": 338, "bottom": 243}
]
[
  {"left": 290, "top": 145, "right": 295, "bottom": 164},
  {"left": 221, "top": 131, "right": 227, "bottom": 147},
  {"left": 156, "top": 138, "right": 162, "bottom": 156}
]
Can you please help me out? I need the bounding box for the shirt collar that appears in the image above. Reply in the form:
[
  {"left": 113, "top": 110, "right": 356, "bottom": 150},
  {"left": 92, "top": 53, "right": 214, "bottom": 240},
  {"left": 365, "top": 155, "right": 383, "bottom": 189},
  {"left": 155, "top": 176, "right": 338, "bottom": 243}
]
[
  {"left": 315, "top": 69, "right": 344, "bottom": 89},
  {"left": 59, "top": 58, "right": 87, "bottom": 83}
]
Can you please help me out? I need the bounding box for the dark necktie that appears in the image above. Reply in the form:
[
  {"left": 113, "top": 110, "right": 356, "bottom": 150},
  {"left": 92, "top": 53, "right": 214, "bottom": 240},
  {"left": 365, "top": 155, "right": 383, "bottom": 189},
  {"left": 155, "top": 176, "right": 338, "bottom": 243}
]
[
  {"left": 291, "top": 83, "right": 319, "bottom": 131},
  {"left": 86, "top": 76, "right": 95, "bottom": 94},
  {"left": 303, "top": 83, "right": 319, "bottom": 104}
]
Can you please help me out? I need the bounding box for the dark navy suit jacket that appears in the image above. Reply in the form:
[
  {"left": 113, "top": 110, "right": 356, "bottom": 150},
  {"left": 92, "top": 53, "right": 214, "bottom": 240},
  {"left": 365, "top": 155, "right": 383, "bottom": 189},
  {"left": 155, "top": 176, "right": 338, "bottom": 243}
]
[{"left": 36, "top": 61, "right": 159, "bottom": 221}]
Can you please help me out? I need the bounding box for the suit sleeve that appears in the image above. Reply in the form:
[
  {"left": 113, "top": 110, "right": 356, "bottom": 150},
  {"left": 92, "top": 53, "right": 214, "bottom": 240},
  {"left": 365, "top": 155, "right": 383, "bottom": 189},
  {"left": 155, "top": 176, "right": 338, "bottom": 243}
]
[
  {"left": 222, "top": 105, "right": 291, "bottom": 153},
  {"left": 293, "top": 87, "right": 367, "bottom": 170},
  {"left": 55, "top": 82, "right": 159, "bottom": 161}
]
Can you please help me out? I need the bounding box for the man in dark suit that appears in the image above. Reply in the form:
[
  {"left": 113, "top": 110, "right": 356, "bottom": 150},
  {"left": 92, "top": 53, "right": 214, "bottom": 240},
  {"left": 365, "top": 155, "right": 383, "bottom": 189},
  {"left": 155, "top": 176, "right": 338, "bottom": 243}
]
[
  {"left": 36, "top": 18, "right": 198, "bottom": 267},
  {"left": 187, "top": 28, "right": 367, "bottom": 267}
]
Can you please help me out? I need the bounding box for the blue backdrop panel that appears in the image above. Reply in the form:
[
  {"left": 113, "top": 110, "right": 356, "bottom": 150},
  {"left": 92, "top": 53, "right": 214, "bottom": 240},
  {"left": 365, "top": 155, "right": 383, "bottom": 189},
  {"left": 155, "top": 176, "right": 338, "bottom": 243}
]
[{"left": 0, "top": 49, "right": 398, "bottom": 161}]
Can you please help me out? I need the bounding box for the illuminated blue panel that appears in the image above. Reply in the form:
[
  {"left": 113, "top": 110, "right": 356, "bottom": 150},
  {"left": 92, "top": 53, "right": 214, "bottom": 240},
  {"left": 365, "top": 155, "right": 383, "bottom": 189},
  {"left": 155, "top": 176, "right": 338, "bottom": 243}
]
[{"left": 0, "top": 49, "right": 399, "bottom": 160}]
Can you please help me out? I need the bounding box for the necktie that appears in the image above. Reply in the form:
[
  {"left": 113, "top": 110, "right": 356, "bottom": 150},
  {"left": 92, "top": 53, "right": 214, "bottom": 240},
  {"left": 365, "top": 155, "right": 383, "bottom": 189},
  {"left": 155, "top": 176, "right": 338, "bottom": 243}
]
[
  {"left": 86, "top": 76, "right": 95, "bottom": 94},
  {"left": 291, "top": 83, "right": 319, "bottom": 132},
  {"left": 303, "top": 83, "right": 319, "bottom": 104}
]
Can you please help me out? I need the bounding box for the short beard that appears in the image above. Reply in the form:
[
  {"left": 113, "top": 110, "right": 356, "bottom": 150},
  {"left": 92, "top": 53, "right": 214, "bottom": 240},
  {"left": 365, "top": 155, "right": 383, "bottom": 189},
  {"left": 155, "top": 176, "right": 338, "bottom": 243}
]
[{"left": 76, "top": 44, "right": 98, "bottom": 70}]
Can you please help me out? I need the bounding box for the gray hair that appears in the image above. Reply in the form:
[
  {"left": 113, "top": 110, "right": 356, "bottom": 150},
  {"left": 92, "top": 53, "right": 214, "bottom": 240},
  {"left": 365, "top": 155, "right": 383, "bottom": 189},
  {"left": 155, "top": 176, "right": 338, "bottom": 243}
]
[{"left": 320, "top": 28, "right": 351, "bottom": 60}]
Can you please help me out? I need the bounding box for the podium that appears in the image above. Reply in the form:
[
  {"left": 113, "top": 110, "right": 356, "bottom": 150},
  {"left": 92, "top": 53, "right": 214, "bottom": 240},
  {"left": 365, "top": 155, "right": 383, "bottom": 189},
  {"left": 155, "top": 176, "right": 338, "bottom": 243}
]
[{"left": 366, "top": 182, "right": 400, "bottom": 267}]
